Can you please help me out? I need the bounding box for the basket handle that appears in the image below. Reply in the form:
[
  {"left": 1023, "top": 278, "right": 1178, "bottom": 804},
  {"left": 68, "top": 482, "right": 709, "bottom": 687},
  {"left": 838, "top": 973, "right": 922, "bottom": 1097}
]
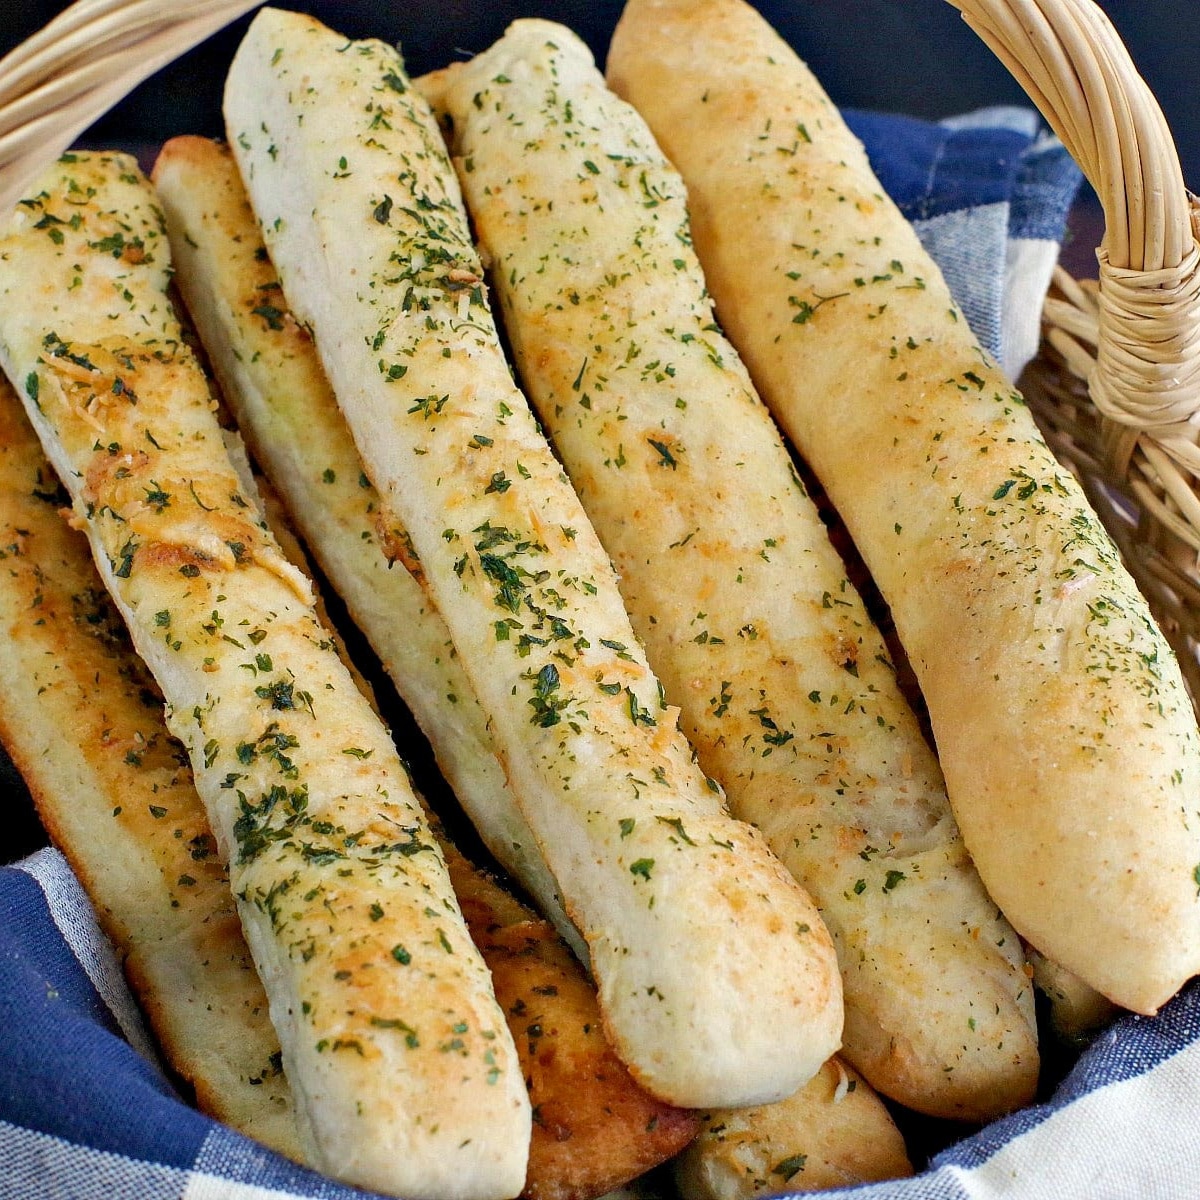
[
  {"left": 0, "top": 0, "right": 262, "bottom": 214},
  {"left": 948, "top": 0, "right": 1200, "bottom": 494}
]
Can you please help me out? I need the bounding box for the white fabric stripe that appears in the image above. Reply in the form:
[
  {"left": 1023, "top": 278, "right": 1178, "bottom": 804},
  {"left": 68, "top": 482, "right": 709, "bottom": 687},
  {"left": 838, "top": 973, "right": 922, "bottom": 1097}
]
[
  {"left": 940, "top": 106, "right": 1040, "bottom": 137},
  {"left": 187, "top": 1128, "right": 334, "bottom": 1200},
  {"left": 0, "top": 1119, "right": 187, "bottom": 1200},
  {"left": 15, "top": 846, "right": 162, "bottom": 1066},
  {"left": 1002, "top": 237, "right": 1061, "bottom": 382},
  {"left": 181, "top": 1172, "right": 320, "bottom": 1200},
  {"left": 949, "top": 1036, "right": 1200, "bottom": 1199}
]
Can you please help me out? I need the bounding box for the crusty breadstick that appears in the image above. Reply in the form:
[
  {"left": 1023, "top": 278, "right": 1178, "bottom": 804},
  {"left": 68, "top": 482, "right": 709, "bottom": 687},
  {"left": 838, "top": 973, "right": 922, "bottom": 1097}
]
[
  {"left": 427, "top": 19, "right": 1037, "bottom": 1120},
  {"left": 267, "top": 472, "right": 704, "bottom": 1200},
  {"left": 151, "top": 133, "right": 579, "bottom": 959},
  {"left": 1028, "top": 951, "right": 1118, "bottom": 1045},
  {"left": 607, "top": 0, "right": 1200, "bottom": 1016},
  {"left": 676, "top": 1058, "right": 912, "bottom": 1200},
  {"left": 0, "top": 375, "right": 301, "bottom": 1162},
  {"left": 224, "top": 6, "right": 842, "bottom": 1108},
  {"left": 0, "top": 152, "right": 530, "bottom": 1200}
]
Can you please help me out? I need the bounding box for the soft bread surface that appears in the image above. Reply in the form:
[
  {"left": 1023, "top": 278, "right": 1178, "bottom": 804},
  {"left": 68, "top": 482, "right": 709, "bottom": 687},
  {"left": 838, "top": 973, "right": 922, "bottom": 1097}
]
[
  {"left": 225, "top": 6, "right": 842, "bottom": 1107},
  {"left": 152, "top": 134, "right": 578, "bottom": 957},
  {"left": 0, "top": 376, "right": 300, "bottom": 1161},
  {"left": 0, "top": 152, "right": 530, "bottom": 1199},
  {"left": 431, "top": 18, "right": 1038, "bottom": 1120},
  {"left": 607, "top": 0, "right": 1200, "bottom": 1015},
  {"left": 675, "top": 1057, "right": 913, "bottom": 1200}
]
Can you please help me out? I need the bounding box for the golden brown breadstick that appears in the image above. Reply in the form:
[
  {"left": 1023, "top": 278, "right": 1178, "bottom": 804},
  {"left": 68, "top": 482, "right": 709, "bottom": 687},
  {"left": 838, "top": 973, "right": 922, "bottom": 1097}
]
[
  {"left": 224, "top": 6, "right": 842, "bottom": 1108},
  {"left": 0, "top": 151, "right": 530, "bottom": 1199},
  {"left": 0, "top": 375, "right": 301, "bottom": 1161},
  {"left": 428, "top": 19, "right": 1037, "bottom": 1120},
  {"left": 608, "top": 0, "right": 1200, "bottom": 1016},
  {"left": 449, "top": 854, "right": 702, "bottom": 1200},
  {"left": 151, "top": 133, "right": 580, "bottom": 959}
]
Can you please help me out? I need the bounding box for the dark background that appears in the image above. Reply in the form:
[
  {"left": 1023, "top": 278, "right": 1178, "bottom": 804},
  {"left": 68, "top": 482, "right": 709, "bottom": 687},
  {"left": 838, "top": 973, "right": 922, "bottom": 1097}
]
[{"left": 1, "top": 1, "right": 1197, "bottom": 864}]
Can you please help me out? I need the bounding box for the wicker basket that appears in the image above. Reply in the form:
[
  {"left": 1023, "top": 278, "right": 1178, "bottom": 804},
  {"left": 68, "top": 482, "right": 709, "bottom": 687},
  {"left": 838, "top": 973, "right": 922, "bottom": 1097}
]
[{"left": 0, "top": 0, "right": 261, "bottom": 189}]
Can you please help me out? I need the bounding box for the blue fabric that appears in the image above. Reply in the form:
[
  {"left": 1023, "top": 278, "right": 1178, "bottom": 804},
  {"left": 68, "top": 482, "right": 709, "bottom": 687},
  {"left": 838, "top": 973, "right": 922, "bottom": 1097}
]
[
  {"left": 845, "top": 109, "right": 1033, "bottom": 221},
  {"left": 0, "top": 104, "right": 1103, "bottom": 1200},
  {"left": 0, "top": 867, "right": 208, "bottom": 1171},
  {"left": 848, "top": 104, "right": 1083, "bottom": 376},
  {"left": 1009, "top": 132, "right": 1088, "bottom": 243}
]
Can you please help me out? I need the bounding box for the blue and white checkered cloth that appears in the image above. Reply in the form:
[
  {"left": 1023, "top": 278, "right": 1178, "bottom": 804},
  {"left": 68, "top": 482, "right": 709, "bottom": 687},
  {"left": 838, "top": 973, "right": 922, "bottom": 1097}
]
[
  {"left": 845, "top": 103, "right": 1087, "bottom": 382},
  {"left": 10, "top": 107, "right": 1195, "bottom": 1200}
]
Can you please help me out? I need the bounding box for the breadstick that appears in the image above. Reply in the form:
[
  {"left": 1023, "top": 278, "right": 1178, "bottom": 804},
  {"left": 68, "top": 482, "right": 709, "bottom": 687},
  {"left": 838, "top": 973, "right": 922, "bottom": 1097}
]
[
  {"left": 1027, "top": 951, "right": 1118, "bottom": 1045},
  {"left": 267, "top": 472, "right": 703, "bottom": 1200},
  {"left": 277, "top": 503, "right": 704, "bottom": 1200},
  {"left": 448, "top": 851, "right": 702, "bottom": 1200},
  {"left": 607, "top": 0, "right": 1200, "bottom": 1016},
  {"left": 151, "top": 133, "right": 579, "bottom": 960},
  {"left": 675, "top": 1058, "right": 912, "bottom": 1200},
  {"left": 0, "top": 375, "right": 301, "bottom": 1162},
  {"left": 428, "top": 20, "right": 1037, "bottom": 1119},
  {"left": 225, "top": 6, "right": 842, "bottom": 1107},
  {"left": 0, "top": 152, "right": 530, "bottom": 1200}
]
